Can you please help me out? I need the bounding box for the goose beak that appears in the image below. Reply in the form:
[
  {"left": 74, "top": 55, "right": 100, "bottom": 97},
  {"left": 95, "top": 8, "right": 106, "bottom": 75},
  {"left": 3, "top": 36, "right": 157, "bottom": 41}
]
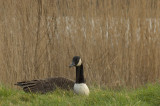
[{"left": 69, "top": 62, "right": 75, "bottom": 68}]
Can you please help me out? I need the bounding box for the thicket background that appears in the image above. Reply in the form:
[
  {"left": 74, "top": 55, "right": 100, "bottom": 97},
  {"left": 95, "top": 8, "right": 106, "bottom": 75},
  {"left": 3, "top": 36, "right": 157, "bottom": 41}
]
[{"left": 0, "top": 0, "right": 160, "bottom": 89}]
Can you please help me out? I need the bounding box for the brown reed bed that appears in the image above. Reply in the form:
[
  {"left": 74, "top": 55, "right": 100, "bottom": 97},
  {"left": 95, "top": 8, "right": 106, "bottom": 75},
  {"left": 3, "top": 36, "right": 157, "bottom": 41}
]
[{"left": 0, "top": 0, "right": 160, "bottom": 89}]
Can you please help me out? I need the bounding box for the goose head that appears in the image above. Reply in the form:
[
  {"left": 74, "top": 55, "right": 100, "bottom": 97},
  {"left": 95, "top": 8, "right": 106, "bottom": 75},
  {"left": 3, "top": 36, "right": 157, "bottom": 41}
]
[{"left": 69, "top": 56, "right": 82, "bottom": 67}]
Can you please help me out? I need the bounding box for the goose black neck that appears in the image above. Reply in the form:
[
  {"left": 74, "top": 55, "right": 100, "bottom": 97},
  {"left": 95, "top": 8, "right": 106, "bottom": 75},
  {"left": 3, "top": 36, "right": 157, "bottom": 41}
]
[{"left": 76, "top": 64, "right": 85, "bottom": 83}]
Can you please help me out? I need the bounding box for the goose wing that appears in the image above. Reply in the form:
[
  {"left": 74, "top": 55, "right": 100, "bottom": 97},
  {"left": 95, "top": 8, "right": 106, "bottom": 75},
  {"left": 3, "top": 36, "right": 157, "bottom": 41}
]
[{"left": 15, "top": 77, "right": 75, "bottom": 93}]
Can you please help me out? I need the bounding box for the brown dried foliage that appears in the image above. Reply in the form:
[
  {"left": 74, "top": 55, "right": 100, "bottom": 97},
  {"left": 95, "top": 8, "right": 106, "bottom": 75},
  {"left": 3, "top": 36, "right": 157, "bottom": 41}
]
[{"left": 0, "top": 0, "right": 160, "bottom": 89}]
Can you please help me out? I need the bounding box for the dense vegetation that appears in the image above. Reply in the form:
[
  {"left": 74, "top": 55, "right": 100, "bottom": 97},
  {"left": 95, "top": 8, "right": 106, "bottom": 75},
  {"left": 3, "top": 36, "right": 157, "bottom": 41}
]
[
  {"left": 0, "top": 84, "right": 160, "bottom": 106},
  {"left": 0, "top": 0, "right": 160, "bottom": 89}
]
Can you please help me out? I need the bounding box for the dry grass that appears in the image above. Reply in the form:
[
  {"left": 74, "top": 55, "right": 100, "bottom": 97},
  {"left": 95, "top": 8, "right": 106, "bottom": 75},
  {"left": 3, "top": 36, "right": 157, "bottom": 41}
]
[{"left": 0, "top": 0, "right": 160, "bottom": 89}]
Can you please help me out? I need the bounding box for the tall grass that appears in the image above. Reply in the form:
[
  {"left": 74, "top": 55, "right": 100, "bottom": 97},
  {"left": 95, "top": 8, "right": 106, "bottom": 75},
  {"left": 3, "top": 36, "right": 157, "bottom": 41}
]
[{"left": 0, "top": 0, "right": 160, "bottom": 88}]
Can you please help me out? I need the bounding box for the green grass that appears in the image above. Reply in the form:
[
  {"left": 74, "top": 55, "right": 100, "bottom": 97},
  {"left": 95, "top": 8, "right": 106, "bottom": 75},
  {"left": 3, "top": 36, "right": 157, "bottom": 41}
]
[{"left": 0, "top": 84, "right": 160, "bottom": 106}]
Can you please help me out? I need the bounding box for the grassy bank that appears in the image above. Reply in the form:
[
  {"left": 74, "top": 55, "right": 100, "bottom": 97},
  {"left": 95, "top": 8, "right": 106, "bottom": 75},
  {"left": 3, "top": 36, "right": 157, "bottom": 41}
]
[{"left": 0, "top": 84, "right": 160, "bottom": 106}]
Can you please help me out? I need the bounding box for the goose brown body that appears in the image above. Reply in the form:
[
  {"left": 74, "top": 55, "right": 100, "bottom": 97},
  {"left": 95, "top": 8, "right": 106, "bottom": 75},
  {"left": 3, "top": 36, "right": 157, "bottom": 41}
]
[{"left": 15, "top": 77, "right": 74, "bottom": 94}]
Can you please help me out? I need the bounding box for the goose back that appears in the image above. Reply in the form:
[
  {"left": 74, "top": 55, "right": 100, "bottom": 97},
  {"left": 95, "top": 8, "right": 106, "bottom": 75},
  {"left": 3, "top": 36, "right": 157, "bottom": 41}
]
[{"left": 15, "top": 77, "right": 75, "bottom": 94}]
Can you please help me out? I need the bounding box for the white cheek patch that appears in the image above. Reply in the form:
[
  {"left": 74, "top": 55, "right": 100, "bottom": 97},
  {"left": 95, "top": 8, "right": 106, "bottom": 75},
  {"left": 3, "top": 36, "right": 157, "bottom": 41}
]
[{"left": 76, "top": 58, "right": 82, "bottom": 66}]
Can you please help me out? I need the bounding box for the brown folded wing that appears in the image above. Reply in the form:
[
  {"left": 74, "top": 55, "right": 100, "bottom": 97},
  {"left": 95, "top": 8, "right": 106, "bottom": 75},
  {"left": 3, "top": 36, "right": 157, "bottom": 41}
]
[{"left": 15, "top": 77, "right": 75, "bottom": 94}]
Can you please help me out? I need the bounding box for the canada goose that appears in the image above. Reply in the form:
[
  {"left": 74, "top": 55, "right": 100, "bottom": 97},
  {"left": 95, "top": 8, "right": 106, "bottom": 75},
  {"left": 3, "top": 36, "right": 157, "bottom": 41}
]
[{"left": 15, "top": 56, "right": 89, "bottom": 95}]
